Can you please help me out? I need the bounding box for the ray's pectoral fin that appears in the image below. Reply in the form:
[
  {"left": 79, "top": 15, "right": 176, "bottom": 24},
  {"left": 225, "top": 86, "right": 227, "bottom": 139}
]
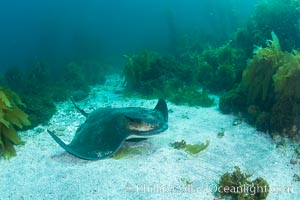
[
  {"left": 47, "top": 130, "right": 83, "bottom": 158},
  {"left": 48, "top": 129, "right": 125, "bottom": 160},
  {"left": 68, "top": 129, "right": 127, "bottom": 160}
]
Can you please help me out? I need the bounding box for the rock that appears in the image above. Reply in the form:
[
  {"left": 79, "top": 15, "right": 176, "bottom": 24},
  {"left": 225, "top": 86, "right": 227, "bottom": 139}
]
[{"left": 290, "top": 159, "right": 298, "bottom": 165}]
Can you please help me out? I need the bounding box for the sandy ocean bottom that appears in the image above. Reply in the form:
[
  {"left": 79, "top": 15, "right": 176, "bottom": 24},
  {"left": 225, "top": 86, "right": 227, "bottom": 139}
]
[{"left": 0, "top": 75, "right": 299, "bottom": 200}]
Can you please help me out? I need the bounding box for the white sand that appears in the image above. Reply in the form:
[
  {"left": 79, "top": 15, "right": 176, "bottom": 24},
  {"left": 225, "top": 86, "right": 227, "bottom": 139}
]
[{"left": 0, "top": 75, "right": 299, "bottom": 200}]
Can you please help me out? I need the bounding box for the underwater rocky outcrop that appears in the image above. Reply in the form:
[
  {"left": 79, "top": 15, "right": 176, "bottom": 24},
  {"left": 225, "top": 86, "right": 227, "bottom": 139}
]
[{"left": 217, "top": 166, "right": 269, "bottom": 200}]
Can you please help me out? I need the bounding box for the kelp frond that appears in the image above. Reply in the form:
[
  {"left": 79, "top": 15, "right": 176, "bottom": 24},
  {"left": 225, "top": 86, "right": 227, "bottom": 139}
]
[
  {"left": 243, "top": 32, "right": 284, "bottom": 103},
  {"left": 0, "top": 87, "right": 30, "bottom": 159}
]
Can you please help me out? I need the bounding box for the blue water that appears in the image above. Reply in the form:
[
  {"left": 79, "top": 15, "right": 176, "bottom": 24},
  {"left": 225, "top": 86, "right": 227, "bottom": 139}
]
[{"left": 0, "top": 0, "right": 256, "bottom": 72}]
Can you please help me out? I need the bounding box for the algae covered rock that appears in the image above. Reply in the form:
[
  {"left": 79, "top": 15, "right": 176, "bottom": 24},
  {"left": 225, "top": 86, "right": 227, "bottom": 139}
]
[
  {"left": 122, "top": 51, "right": 214, "bottom": 107},
  {"left": 217, "top": 166, "right": 269, "bottom": 200},
  {"left": 219, "top": 83, "right": 248, "bottom": 114}
]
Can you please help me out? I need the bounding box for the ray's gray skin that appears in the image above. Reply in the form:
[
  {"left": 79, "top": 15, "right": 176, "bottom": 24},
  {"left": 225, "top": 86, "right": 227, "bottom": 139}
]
[{"left": 48, "top": 99, "right": 168, "bottom": 160}]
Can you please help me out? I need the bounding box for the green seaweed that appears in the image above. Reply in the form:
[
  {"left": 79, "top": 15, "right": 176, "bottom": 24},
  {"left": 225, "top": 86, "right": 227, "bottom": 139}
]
[
  {"left": 192, "top": 42, "right": 246, "bottom": 92},
  {"left": 168, "top": 87, "right": 214, "bottom": 107},
  {"left": 0, "top": 87, "right": 31, "bottom": 159},
  {"left": 185, "top": 141, "right": 210, "bottom": 154},
  {"left": 113, "top": 147, "right": 145, "bottom": 160},
  {"left": 270, "top": 98, "right": 296, "bottom": 135},
  {"left": 122, "top": 51, "right": 214, "bottom": 107},
  {"left": 251, "top": 178, "right": 270, "bottom": 200},
  {"left": 171, "top": 140, "right": 187, "bottom": 150},
  {"left": 255, "top": 112, "right": 270, "bottom": 132},
  {"left": 273, "top": 50, "right": 300, "bottom": 100},
  {"left": 170, "top": 140, "right": 210, "bottom": 154},
  {"left": 122, "top": 51, "right": 158, "bottom": 92},
  {"left": 220, "top": 32, "right": 300, "bottom": 137},
  {"left": 234, "top": 0, "right": 300, "bottom": 54},
  {"left": 243, "top": 32, "right": 282, "bottom": 104},
  {"left": 219, "top": 83, "right": 248, "bottom": 114},
  {"left": 254, "top": 0, "right": 300, "bottom": 51},
  {"left": 217, "top": 166, "right": 269, "bottom": 200},
  {"left": 22, "top": 94, "right": 56, "bottom": 129},
  {"left": 293, "top": 174, "right": 300, "bottom": 182},
  {"left": 247, "top": 105, "right": 260, "bottom": 125},
  {"left": 2, "top": 61, "right": 106, "bottom": 129}
]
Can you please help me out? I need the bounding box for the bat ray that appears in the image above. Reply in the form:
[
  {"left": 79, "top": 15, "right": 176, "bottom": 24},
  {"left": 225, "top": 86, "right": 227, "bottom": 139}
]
[{"left": 48, "top": 99, "right": 168, "bottom": 160}]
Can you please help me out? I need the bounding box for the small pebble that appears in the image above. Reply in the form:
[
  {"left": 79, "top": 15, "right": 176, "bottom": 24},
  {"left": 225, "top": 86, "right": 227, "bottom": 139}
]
[
  {"left": 232, "top": 119, "right": 242, "bottom": 126},
  {"left": 290, "top": 159, "right": 298, "bottom": 165}
]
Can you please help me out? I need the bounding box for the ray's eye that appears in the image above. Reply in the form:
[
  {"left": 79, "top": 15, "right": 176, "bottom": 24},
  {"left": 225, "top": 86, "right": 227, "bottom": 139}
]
[
  {"left": 126, "top": 118, "right": 157, "bottom": 131},
  {"left": 127, "top": 117, "right": 142, "bottom": 124}
]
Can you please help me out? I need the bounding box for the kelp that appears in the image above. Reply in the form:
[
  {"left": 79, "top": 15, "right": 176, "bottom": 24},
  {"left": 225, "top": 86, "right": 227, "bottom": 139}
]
[
  {"left": 243, "top": 31, "right": 283, "bottom": 104},
  {"left": 220, "top": 32, "right": 300, "bottom": 137},
  {"left": 0, "top": 87, "right": 30, "bottom": 159},
  {"left": 273, "top": 50, "right": 300, "bottom": 100}
]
